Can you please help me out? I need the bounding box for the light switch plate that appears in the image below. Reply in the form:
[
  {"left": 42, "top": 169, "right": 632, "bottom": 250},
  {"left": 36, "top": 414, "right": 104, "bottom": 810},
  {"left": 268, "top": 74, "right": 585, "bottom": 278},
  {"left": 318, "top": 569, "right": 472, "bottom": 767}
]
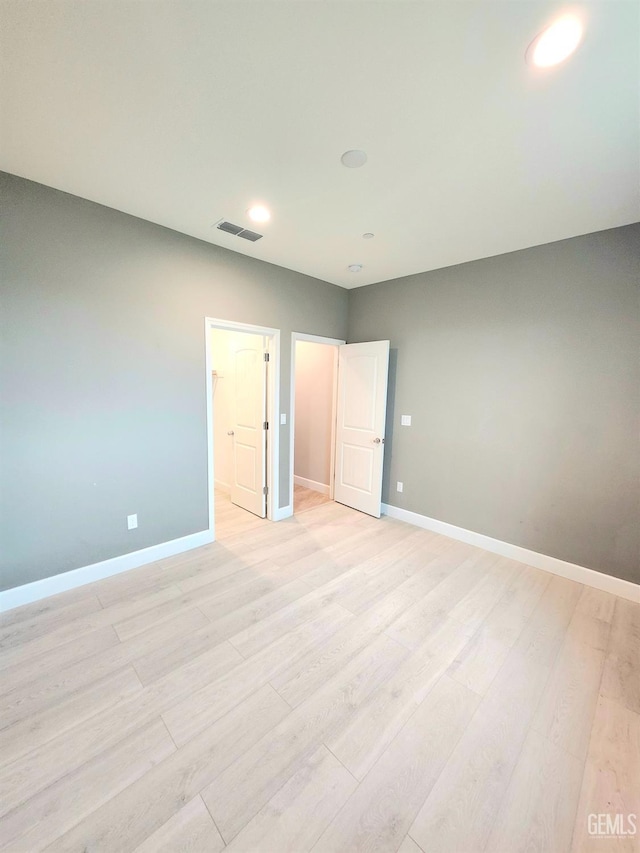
[
  {"left": 401, "top": 415, "right": 412, "bottom": 426},
  {"left": 127, "top": 513, "right": 138, "bottom": 530},
  {"left": 280, "top": 413, "right": 287, "bottom": 425}
]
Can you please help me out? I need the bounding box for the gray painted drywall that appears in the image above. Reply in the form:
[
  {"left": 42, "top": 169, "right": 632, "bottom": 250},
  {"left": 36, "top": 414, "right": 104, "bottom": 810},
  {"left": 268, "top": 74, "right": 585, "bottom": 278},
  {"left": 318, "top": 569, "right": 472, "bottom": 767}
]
[
  {"left": 348, "top": 225, "right": 640, "bottom": 584},
  {"left": 0, "top": 172, "right": 347, "bottom": 590},
  {"left": 2, "top": 170, "right": 637, "bottom": 592}
]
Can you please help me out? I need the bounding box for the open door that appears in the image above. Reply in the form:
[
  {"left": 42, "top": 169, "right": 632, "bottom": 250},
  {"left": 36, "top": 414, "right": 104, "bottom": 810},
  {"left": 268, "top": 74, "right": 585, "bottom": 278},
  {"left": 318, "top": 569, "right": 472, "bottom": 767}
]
[
  {"left": 230, "top": 334, "right": 267, "bottom": 518},
  {"left": 334, "top": 340, "right": 390, "bottom": 518}
]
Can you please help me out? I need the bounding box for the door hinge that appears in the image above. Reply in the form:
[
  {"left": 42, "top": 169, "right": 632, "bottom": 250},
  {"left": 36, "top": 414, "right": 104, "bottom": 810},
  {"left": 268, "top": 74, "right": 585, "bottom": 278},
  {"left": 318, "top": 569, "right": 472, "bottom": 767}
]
[
  {"left": 263, "top": 486, "right": 268, "bottom": 496},
  {"left": 263, "top": 421, "right": 269, "bottom": 430},
  {"left": 264, "top": 352, "right": 270, "bottom": 362}
]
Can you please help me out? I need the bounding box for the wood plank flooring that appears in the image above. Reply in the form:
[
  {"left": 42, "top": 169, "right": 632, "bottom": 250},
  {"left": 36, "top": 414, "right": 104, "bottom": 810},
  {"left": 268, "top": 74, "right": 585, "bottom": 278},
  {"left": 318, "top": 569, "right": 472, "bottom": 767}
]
[
  {"left": 0, "top": 500, "right": 638, "bottom": 852},
  {"left": 213, "top": 485, "right": 331, "bottom": 540},
  {"left": 294, "top": 485, "right": 331, "bottom": 514},
  {"left": 213, "top": 490, "right": 267, "bottom": 538}
]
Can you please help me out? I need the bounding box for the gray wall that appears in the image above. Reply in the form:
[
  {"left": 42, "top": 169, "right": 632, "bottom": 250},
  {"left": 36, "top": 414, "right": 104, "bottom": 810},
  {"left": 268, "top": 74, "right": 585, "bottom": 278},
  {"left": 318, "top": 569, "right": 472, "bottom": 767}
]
[
  {"left": 0, "top": 172, "right": 347, "bottom": 590},
  {"left": 2, "top": 170, "right": 638, "bottom": 591},
  {"left": 348, "top": 225, "right": 640, "bottom": 584}
]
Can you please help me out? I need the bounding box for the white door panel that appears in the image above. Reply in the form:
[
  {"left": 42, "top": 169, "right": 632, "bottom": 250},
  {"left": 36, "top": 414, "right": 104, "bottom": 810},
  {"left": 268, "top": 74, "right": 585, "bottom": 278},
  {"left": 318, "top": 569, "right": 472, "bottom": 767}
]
[
  {"left": 235, "top": 442, "right": 257, "bottom": 491},
  {"left": 341, "top": 444, "right": 374, "bottom": 492},
  {"left": 334, "top": 340, "right": 390, "bottom": 517},
  {"left": 230, "top": 334, "right": 267, "bottom": 518},
  {"left": 343, "top": 355, "right": 378, "bottom": 429}
]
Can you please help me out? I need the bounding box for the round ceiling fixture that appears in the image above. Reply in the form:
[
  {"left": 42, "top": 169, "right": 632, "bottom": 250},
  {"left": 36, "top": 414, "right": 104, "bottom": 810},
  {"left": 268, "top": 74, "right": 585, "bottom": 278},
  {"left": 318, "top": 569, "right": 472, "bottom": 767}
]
[
  {"left": 341, "top": 150, "right": 368, "bottom": 168},
  {"left": 362, "top": 233, "right": 375, "bottom": 239},
  {"left": 348, "top": 264, "right": 363, "bottom": 273},
  {"left": 247, "top": 205, "right": 271, "bottom": 223},
  {"left": 526, "top": 16, "right": 583, "bottom": 67}
]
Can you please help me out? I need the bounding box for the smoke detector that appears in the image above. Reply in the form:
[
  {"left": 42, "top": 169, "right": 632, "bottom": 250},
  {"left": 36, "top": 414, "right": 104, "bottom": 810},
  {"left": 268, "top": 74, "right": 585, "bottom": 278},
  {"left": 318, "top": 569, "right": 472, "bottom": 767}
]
[{"left": 341, "top": 150, "right": 367, "bottom": 168}]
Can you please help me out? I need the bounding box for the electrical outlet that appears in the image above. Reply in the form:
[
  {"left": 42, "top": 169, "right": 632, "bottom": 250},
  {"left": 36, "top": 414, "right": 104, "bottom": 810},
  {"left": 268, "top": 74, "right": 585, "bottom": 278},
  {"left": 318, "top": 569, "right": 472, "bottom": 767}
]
[
  {"left": 396, "top": 482, "right": 403, "bottom": 493},
  {"left": 280, "top": 413, "right": 287, "bottom": 425},
  {"left": 401, "top": 415, "right": 412, "bottom": 426},
  {"left": 127, "top": 513, "right": 138, "bottom": 530}
]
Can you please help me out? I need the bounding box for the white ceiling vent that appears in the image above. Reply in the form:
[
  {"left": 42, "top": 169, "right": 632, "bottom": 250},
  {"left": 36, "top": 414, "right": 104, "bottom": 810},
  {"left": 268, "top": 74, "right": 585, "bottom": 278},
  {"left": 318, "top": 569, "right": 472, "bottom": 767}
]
[{"left": 216, "top": 221, "right": 263, "bottom": 241}]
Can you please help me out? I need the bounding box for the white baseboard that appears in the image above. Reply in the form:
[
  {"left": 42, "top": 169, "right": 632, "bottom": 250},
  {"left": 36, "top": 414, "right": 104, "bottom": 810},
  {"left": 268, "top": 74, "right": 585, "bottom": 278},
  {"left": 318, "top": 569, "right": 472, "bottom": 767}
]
[
  {"left": 294, "top": 475, "right": 330, "bottom": 496},
  {"left": 0, "top": 529, "right": 215, "bottom": 613},
  {"left": 273, "top": 504, "right": 294, "bottom": 521},
  {"left": 214, "top": 479, "right": 230, "bottom": 494},
  {"left": 381, "top": 503, "right": 639, "bottom": 604}
]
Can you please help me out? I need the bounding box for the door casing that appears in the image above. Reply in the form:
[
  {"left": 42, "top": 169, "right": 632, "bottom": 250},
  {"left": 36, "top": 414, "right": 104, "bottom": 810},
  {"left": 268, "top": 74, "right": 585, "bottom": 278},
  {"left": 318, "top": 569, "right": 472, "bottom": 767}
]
[{"left": 205, "top": 317, "right": 281, "bottom": 540}]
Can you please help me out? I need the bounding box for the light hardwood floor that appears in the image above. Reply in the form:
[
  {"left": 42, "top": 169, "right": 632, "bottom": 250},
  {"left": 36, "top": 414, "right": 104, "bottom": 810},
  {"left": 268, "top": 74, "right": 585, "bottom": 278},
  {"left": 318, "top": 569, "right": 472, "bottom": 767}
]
[
  {"left": 294, "top": 484, "right": 331, "bottom": 515},
  {"left": 213, "top": 485, "right": 331, "bottom": 536},
  {"left": 214, "top": 490, "right": 267, "bottom": 538},
  {"left": 0, "top": 501, "right": 638, "bottom": 852}
]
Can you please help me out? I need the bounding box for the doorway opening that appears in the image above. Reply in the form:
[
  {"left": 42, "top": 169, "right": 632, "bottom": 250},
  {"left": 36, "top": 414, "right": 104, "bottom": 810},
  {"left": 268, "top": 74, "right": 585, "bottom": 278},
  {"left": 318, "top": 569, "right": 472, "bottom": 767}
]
[
  {"left": 290, "top": 333, "right": 391, "bottom": 520},
  {"left": 205, "top": 318, "right": 280, "bottom": 541},
  {"left": 290, "top": 333, "right": 344, "bottom": 516}
]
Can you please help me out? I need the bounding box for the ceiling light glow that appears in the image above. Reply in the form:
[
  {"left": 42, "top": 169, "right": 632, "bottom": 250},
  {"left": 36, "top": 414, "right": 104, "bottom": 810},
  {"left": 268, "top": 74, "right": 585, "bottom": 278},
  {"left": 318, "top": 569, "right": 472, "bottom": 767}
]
[
  {"left": 527, "top": 16, "right": 583, "bottom": 67},
  {"left": 247, "top": 205, "right": 271, "bottom": 223}
]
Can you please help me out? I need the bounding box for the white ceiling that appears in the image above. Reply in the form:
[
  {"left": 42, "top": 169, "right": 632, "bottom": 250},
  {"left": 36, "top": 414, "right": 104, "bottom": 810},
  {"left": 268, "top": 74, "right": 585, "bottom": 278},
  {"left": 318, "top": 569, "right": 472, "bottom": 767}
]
[{"left": 1, "top": 1, "right": 638, "bottom": 289}]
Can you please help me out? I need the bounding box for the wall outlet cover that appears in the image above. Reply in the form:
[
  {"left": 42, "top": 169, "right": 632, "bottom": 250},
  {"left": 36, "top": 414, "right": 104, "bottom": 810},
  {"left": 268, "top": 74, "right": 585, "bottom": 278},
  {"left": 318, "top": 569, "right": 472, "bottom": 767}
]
[
  {"left": 127, "top": 513, "right": 138, "bottom": 530},
  {"left": 401, "top": 415, "right": 412, "bottom": 426},
  {"left": 397, "top": 482, "right": 404, "bottom": 492},
  {"left": 280, "top": 413, "right": 287, "bottom": 425}
]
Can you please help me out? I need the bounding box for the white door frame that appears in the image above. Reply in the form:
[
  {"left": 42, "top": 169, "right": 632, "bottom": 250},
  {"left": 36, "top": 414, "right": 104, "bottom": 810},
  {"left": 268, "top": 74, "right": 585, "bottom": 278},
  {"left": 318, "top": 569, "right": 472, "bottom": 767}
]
[
  {"left": 290, "top": 332, "right": 345, "bottom": 512},
  {"left": 205, "top": 317, "right": 281, "bottom": 539}
]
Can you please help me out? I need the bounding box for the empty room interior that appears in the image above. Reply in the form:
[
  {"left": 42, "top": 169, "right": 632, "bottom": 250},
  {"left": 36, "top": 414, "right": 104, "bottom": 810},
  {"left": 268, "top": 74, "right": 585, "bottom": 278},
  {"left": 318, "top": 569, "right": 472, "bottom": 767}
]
[{"left": 1, "top": 2, "right": 639, "bottom": 852}]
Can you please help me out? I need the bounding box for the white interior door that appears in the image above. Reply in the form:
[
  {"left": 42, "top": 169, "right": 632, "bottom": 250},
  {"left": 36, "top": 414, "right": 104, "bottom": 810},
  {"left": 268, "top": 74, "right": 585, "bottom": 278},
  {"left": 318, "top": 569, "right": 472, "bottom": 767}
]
[
  {"left": 334, "top": 340, "right": 390, "bottom": 518},
  {"left": 230, "top": 333, "right": 267, "bottom": 518}
]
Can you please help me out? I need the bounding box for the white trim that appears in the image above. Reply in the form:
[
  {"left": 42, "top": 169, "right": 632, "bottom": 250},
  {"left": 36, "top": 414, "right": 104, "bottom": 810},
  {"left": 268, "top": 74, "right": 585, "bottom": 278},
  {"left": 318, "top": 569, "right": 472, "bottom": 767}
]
[
  {"left": 267, "top": 332, "right": 281, "bottom": 522},
  {"left": 0, "top": 530, "right": 214, "bottom": 613},
  {"left": 206, "top": 317, "right": 281, "bottom": 528},
  {"left": 292, "top": 333, "right": 346, "bottom": 347},
  {"left": 381, "top": 504, "right": 640, "bottom": 603},
  {"left": 273, "top": 504, "right": 293, "bottom": 521},
  {"left": 290, "top": 332, "right": 345, "bottom": 514},
  {"left": 294, "top": 475, "right": 330, "bottom": 496},
  {"left": 329, "top": 347, "right": 339, "bottom": 501},
  {"left": 205, "top": 320, "right": 216, "bottom": 538}
]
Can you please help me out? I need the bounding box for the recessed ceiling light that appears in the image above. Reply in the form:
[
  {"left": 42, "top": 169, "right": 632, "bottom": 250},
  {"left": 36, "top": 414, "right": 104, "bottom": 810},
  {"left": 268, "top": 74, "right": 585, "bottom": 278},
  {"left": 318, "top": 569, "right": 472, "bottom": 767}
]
[
  {"left": 247, "top": 205, "right": 271, "bottom": 223},
  {"left": 526, "top": 16, "right": 583, "bottom": 67},
  {"left": 362, "top": 233, "right": 374, "bottom": 239},
  {"left": 348, "top": 264, "right": 363, "bottom": 273},
  {"left": 341, "top": 150, "right": 368, "bottom": 169}
]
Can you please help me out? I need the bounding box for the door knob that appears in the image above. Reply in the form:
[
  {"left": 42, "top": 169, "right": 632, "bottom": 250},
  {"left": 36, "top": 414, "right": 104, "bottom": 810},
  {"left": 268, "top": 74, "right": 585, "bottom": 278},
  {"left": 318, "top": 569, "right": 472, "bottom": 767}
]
[
  {"left": 227, "top": 430, "right": 234, "bottom": 436},
  {"left": 373, "top": 437, "right": 381, "bottom": 444}
]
